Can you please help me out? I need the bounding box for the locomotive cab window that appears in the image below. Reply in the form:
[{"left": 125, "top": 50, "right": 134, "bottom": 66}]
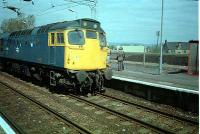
[
  {"left": 51, "top": 33, "right": 55, "bottom": 44},
  {"left": 68, "top": 30, "right": 84, "bottom": 45},
  {"left": 57, "top": 33, "right": 64, "bottom": 44},
  {"left": 86, "top": 30, "right": 97, "bottom": 39}
]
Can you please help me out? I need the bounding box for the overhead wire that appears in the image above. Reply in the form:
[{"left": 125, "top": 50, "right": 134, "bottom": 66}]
[
  {"left": 35, "top": 2, "right": 78, "bottom": 16},
  {"left": 42, "top": 5, "right": 78, "bottom": 15},
  {"left": 1, "top": 0, "right": 98, "bottom": 18},
  {"left": 35, "top": 0, "right": 96, "bottom": 16},
  {"left": 37, "top": 4, "right": 79, "bottom": 16},
  {"left": 63, "top": 0, "right": 97, "bottom": 18},
  {"left": 64, "top": 0, "right": 96, "bottom": 7}
]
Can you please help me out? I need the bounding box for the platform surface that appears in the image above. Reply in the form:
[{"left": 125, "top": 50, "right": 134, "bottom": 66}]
[
  {"left": 0, "top": 116, "right": 15, "bottom": 134},
  {"left": 110, "top": 60, "right": 199, "bottom": 93}
]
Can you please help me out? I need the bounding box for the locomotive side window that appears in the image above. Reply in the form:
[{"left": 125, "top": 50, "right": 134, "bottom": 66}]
[
  {"left": 57, "top": 33, "right": 64, "bottom": 44},
  {"left": 99, "top": 33, "right": 107, "bottom": 47},
  {"left": 51, "top": 33, "right": 55, "bottom": 44},
  {"left": 86, "top": 30, "right": 97, "bottom": 39},
  {"left": 68, "top": 30, "right": 84, "bottom": 45}
]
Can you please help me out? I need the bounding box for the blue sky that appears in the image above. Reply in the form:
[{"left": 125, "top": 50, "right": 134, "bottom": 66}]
[{"left": 0, "top": 0, "right": 198, "bottom": 44}]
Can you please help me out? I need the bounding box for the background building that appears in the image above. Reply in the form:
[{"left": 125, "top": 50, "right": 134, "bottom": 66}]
[
  {"left": 116, "top": 45, "right": 145, "bottom": 53},
  {"left": 163, "top": 42, "right": 189, "bottom": 54}
]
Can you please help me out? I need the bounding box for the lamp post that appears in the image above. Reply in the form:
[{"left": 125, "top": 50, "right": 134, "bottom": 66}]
[
  {"left": 159, "top": 0, "right": 164, "bottom": 74},
  {"left": 90, "top": 6, "right": 96, "bottom": 19},
  {"left": 89, "top": 0, "right": 97, "bottom": 19},
  {"left": 68, "top": 9, "right": 77, "bottom": 19}
]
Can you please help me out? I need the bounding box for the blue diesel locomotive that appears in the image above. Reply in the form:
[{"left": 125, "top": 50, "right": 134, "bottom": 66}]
[{"left": 0, "top": 18, "right": 112, "bottom": 95}]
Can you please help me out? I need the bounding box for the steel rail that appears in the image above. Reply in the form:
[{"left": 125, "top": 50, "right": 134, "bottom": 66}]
[
  {"left": 99, "top": 93, "right": 198, "bottom": 125},
  {"left": 69, "top": 94, "right": 174, "bottom": 134},
  {"left": 0, "top": 82, "right": 93, "bottom": 134}
]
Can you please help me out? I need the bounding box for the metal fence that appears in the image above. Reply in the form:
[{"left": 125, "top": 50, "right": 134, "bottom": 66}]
[{"left": 110, "top": 52, "right": 188, "bottom": 66}]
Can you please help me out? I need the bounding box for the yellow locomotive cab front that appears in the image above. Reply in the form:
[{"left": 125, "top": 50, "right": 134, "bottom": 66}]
[{"left": 64, "top": 29, "right": 109, "bottom": 71}]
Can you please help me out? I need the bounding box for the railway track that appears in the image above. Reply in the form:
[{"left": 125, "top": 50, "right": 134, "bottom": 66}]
[
  {"left": 0, "top": 71, "right": 198, "bottom": 133},
  {"left": 0, "top": 82, "right": 92, "bottom": 134},
  {"left": 0, "top": 72, "right": 164, "bottom": 133},
  {"left": 68, "top": 94, "right": 174, "bottom": 134},
  {"left": 98, "top": 93, "right": 198, "bottom": 125},
  {"left": 69, "top": 93, "right": 198, "bottom": 134}
]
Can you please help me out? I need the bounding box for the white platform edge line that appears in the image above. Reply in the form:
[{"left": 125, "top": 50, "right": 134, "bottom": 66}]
[
  {"left": 0, "top": 116, "right": 16, "bottom": 134},
  {"left": 112, "top": 76, "right": 199, "bottom": 95}
]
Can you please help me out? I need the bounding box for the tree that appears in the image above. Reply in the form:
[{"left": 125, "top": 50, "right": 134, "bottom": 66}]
[
  {"left": 148, "top": 45, "right": 161, "bottom": 53},
  {"left": 1, "top": 15, "right": 35, "bottom": 33}
]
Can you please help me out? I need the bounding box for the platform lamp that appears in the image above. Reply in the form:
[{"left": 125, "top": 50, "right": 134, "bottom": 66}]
[{"left": 159, "top": 0, "right": 164, "bottom": 74}]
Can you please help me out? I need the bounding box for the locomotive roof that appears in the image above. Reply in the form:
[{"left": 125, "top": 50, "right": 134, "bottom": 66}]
[
  {"left": 7, "top": 18, "right": 103, "bottom": 37},
  {"left": 49, "top": 18, "right": 100, "bottom": 31}
]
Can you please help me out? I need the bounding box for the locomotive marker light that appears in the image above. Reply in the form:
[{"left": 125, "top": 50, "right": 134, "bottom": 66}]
[{"left": 93, "top": 24, "right": 97, "bottom": 29}]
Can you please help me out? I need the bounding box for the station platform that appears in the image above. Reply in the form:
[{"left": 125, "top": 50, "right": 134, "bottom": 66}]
[
  {"left": 0, "top": 115, "right": 15, "bottom": 134},
  {"left": 110, "top": 60, "right": 199, "bottom": 94}
]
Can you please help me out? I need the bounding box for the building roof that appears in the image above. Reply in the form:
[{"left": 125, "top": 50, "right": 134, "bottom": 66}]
[
  {"left": 189, "top": 40, "right": 199, "bottom": 44},
  {"left": 117, "top": 45, "right": 145, "bottom": 52},
  {"left": 163, "top": 42, "right": 189, "bottom": 50}
]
